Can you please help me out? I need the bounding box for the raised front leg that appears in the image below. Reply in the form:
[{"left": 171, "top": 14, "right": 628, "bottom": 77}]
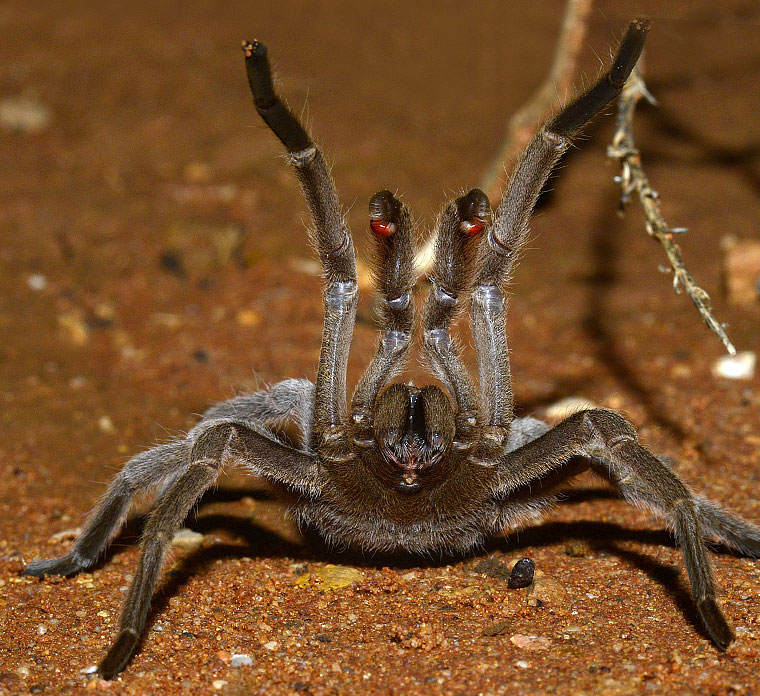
[
  {"left": 494, "top": 408, "right": 760, "bottom": 650},
  {"left": 244, "top": 42, "right": 357, "bottom": 446},
  {"left": 471, "top": 19, "right": 651, "bottom": 433}
]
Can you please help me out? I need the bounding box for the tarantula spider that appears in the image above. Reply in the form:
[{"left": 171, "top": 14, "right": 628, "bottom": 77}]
[{"left": 23, "top": 18, "right": 760, "bottom": 679}]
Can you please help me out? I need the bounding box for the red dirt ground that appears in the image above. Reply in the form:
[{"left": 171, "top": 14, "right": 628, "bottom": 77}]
[{"left": 1, "top": 1, "right": 759, "bottom": 694}]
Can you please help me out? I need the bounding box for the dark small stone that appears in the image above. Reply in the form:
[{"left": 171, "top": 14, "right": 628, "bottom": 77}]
[
  {"left": 292, "top": 682, "right": 309, "bottom": 692},
  {"left": 192, "top": 348, "right": 209, "bottom": 363},
  {"left": 160, "top": 250, "right": 187, "bottom": 278},
  {"left": 30, "top": 685, "right": 46, "bottom": 694},
  {"left": 180, "top": 631, "right": 197, "bottom": 639},
  {"left": 86, "top": 314, "right": 114, "bottom": 329},
  {"left": 508, "top": 558, "right": 535, "bottom": 589},
  {"left": 315, "top": 634, "right": 332, "bottom": 643}
]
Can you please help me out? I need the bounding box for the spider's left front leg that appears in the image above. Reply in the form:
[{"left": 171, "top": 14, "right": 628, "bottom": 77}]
[
  {"left": 244, "top": 42, "right": 357, "bottom": 452},
  {"left": 494, "top": 408, "right": 760, "bottom": 651}
]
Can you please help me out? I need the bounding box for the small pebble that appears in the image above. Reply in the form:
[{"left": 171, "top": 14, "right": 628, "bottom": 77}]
[
  {"left": 98, "top": 416, "right": 115, "bottom": 434},
  {"left": 80, "top": 666, "right": 98, "bottom": 675},
  {"left": 213, "top": 681, "right": 228, "bottom": 691},
  {"left": 27, "top": 274, "right": 48, "bottom": 291},
  {"left": 314, "top": 564, "right": 364, "bottom": 591},
  {"left": 85, "top": 678, "right": 110, "bottom": 690},
  {"left": 171, "top": 528, "right": 205, "bottom": 552},
  {"left": 36, "top": 625, "right": 47, "bottom": 635},
  {"left": 508, "top": 558, "right": 535, "bottom": 589},
  {"left": 230, "top": 653, "right": 253, "bottom": 668},
  {"left": 481, "top": 621, "right": 512, "bottom": 637},
  {"left": 262, "top": 641, "right": 279, "bottom": 651},
  {"left": 712, "top": 351, "right": 756, "bottom": 380},
  {"left": 516, "top": 660, "right": 530, "bottom": 669},
  {"left": 49, "top": 528, "right": 81, "bottom": 543},
  {"left": 216, "top": 650, "right": 231, "bottom": 665},
  {"left": 0, "top": 96, "right": 51, "bottom": 132},
  {"left": 510, "top": 634, "right": 552, "bottom": 651},
  {"left": 527, "top": 575, "right": 568, "bottom": 606},
  {"left": 16, "top": 666, "right": 30, "bottom": 678}
]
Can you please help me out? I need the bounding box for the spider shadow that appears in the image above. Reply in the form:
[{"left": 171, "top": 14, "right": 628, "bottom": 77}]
[{"left": 115, "top": 484, "right": 741, "bottom": 648}]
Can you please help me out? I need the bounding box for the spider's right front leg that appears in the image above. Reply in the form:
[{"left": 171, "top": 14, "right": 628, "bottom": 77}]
[
  {"left": 350, "top": 191, "right": 416, "bottom": 441},
  {"left": 244, "top": 42, "right": 357, "bottom": 449}
]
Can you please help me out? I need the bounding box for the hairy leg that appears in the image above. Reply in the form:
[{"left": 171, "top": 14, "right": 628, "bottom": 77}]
[
  {"left": 97, "top": 418, "right": 319, "bottom": 679},
  {"left": 23, "top": 380, "right": 316, "bottom": 579},
  {"left": 351, "top": 191, "right": 416, "bottom": 443},
  {"left": 98, "top": 458, "right": 219, "bottom": 679},
  {"left": 244, "top": 42, "right": 357, "bottom": 446},
  {"left": 470, "top": 20, "right": 651, "bottom": 437},
  {"left": 494, "top": 407, "right": 759, "bottom": 650},
  {"left": 23, "top": 440, "right": 189, "bottom": 578},
  {"left": 199, "top": 378, "right": 315, "bottom": 450},
  {"left": 421, "top": 190, "right": 488, "bottom": 422}
]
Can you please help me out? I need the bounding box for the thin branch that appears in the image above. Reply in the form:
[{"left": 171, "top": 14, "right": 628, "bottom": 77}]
[
  {"left": 416, "top": 0, "right": 593, "bottom": 275},
  {"left": 479, "top": 0, "right": 594, "bottom": 203},
  {"left": 607, "top": 65, "right": 736, "bottom": 355}
]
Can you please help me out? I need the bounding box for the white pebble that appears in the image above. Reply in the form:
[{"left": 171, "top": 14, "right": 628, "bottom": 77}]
[
  {"left": 37, "top": 624, "right": 47, "bottom": 635},
  {"left": 230, "top": 653, "right": 253, "bottom": 668},
  {"left": 49, "top": 527, "right": 81, "bottom": 543},
  {"left": 213, "top": 681, "right": 228, "bottom": 690},
  {"left": 27, "top": 274, "right": 48, "bottom": 291},
  {"left": 79, "top": 665, "right": 98, "bottom": 674},
  {"left": 0, "top": 96, "right": 51, "bottom": 132},
  {"left": 262, "top": 640, "right": 279, "bottom": 651},
  {"left": 97, "top": 415, "right": 115, "bottom": 433},
  {"left": 712, "top": 351, "right": 756, "bottom": 380},
  {"left": 171, "top": 528, "right": 205, "bottom": 551},
  {"left": 516, "top": 660, "right": 530, "bottom": 669}
]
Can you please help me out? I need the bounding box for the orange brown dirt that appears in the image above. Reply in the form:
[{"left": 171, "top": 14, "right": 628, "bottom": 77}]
[{"left": 1, "top": 1, "right": 759, "bottom": 694}]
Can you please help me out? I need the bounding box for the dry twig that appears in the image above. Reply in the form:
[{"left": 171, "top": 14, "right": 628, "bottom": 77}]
[
  {"left": 607, "top": 65, "right": 736, "bottom": 355},
  {"left": 416, "top": 0, "right": 593, "bottom": 274},
  {"left": 479, "top": 0, "right": 593, "bottom": 203}
]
